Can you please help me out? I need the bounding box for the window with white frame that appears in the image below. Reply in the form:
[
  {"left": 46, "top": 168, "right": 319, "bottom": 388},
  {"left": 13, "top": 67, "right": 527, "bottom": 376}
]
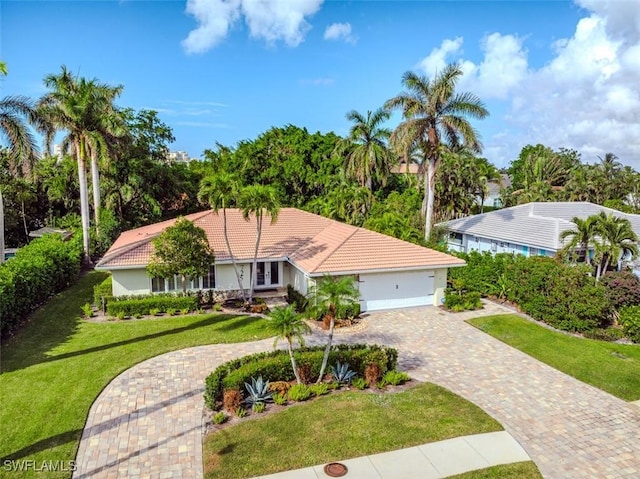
[
  {"left": 151, "top": 266, "right": 216, "bottom": 293},
  {"left": 202, "top": 266, "right": 216, "bottom": 289}
]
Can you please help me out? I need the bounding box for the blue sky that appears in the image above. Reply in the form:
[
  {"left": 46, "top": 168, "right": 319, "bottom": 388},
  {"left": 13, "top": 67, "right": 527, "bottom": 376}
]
[{"left": 2, "top": 0, "right": 639, "bottom": 170}]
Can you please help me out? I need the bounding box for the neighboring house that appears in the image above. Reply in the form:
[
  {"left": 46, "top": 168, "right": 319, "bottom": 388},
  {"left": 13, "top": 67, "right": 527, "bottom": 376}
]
[
  {"left": 391, "top": 159, "right": 420, "bottom": 176},
  {"left": 96, "top": 208, "right": 465, "bottom": 311},
  {"left": 440, "top": 202, "right": 640, "bottom": 265},
  {"left": 476, "top": 173, "right": 511, "bottom": 209}
]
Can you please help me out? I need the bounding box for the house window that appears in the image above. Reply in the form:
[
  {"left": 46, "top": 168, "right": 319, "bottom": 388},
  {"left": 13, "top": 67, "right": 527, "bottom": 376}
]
[
  {"left": 493, "top": 198, "right": 503, "bottom": 208},
  {"left": 151, "top": 276, "right": 165, "bottom": 293},
  {"left": 449, "top": 232, "right": 463, "bottom": 245},
  {"left": 491, "top": 241, "right": 497, "bottom": 252},
  {"left": 167, "top": 276, "right": 178, "bottom": 291},
  {"left": 530, "top": 247, "right": 538, "bottom": 257},
  {"left": 202, "top": 266, "right": 216, "bottom": 289}
]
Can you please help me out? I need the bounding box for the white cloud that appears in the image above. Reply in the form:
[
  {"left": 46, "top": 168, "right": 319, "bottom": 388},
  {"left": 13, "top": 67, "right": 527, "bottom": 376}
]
[
  {"left": 417, "top": 1, "right": 640, "bottom": 170},
  {"left": 182, "top": 0, "right": 323, "bottom": 53},
  {"left": 418, "top": 34, "right": 527, "bottom": 100},
  {"left": 182, "top": 0, "right": 242, "bottom": 54},
  {"left": 324, "top": 22, "right": 356, "bottom": 43},
  {"left": 418, "top": 37, "right": 463, "bottom": 77}
]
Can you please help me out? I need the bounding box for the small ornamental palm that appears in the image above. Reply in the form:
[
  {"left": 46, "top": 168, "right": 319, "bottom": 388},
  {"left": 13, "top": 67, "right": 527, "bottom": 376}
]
[
  {"left": 308, "top": 275, "right": 360, "bottom": 383},
  {"left": 269, "top": 305, "right": 311, "bottom": 384}
]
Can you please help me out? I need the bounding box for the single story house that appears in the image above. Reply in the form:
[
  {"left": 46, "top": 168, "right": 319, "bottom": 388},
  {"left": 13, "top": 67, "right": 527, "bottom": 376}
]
[
  {"left": 96, "top": 208, "right": 465, "bottom": 311},
  {"left": 439, "top": 202, "right": 640, "bottom": 267}
]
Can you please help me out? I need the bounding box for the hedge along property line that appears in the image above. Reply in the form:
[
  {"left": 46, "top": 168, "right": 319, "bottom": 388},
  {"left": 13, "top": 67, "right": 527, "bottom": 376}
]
[
  {"left": 0, "top": 234, "right": 83, "bottom": 338},
  {"left": 204, "top": 344, "right": 398, "bottom": 410},
  {"left": 106, "top": 295, "right": 199, "bottom": 317},
  {"left": 448, "top": 251, "right": 613, "bottom": 333}
]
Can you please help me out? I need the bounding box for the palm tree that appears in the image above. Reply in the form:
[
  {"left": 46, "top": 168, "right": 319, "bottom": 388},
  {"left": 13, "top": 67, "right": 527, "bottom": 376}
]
[
  {"left": 38, "top": 66, "right": 124, "bottom": 261},
  {"left": 239, "top": 184, "right": 280, "bottom": 304},
  {"left": 385, "top": 64, "right": 489, "bottom": 241},
  {"left": 269, "top": 305, "right": 311, "bottom": 384},
  {"left": 335, "top": 108, "right": 394, "bottom": 191},
  {"left": 1, "top": 96, "right": 49, "bottom": 178},
  {"left": 592, "top": 212, "right": 639, "bottom": 280},
  {"left": 308, "top": 275, "right": 360, "bottom": 383},
  {"left": 198, "top": 173, "right": 247, "bottom": 301},
  {"left": 559, "top": 216, "right": 598, "bottom": 265}
]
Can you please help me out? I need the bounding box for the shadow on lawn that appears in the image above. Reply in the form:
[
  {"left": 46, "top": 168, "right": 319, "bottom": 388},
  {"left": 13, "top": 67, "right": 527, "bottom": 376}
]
[
  {"left": 1, "top": 306, "right": 263, "bottom": 374},
  {"left": 0, "top": 429, "right": 82, "bottom": 462}
]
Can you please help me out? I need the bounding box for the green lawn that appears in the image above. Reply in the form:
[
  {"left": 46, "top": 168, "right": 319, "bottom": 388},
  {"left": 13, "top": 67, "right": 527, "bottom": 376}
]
[
  {"left": 0, "top": 271, "right": 273, "bottom": 479},
  {"left": 468, "top": 314, "right": 640, "bottom": 401},
  {"left": 449, "top": 462, "right": 542, "bottom": 478},
  {"left": 204, "top": 383, "right": 511, "bottom": 479}
]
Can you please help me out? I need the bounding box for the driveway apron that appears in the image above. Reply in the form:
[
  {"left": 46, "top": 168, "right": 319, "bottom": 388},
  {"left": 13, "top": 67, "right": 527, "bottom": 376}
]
[{"left": 74, "top": 304, "right": 640, "bottom": 479}]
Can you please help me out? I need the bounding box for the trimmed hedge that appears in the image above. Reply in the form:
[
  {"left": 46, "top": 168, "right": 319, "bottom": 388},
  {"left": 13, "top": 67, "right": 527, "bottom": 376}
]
[
  {"left": 600, "top": 271, "right": 640, "bottom": 310},
  {"left": 0, "top": 234, "right": 83, "bottom": 338},
  {"left": 204, "top": 344, "right": 398, "bottom": 410},
  {"left": 106, "top": 295, "right": 198, "bottom": 317},
  {"left": 286, "top": 284, "right": 308, "bottom": 313},
  {"left": 93, "top": 276, "right": 113, "bottom": 311}
]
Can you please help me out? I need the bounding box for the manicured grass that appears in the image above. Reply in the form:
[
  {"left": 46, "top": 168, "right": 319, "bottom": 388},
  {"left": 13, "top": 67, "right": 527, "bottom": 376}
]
[
  {"left": 449, "top": 462, "right": 542, "bottom": 478},
  {"left": 0, "top": 271, "right": 273, "bottom": 479},
  {"left": 203, "top": 383, "right": 503, "bottom": 479},
  {"left": 468, "top": 314, "right": 640, "bottom": 401}
]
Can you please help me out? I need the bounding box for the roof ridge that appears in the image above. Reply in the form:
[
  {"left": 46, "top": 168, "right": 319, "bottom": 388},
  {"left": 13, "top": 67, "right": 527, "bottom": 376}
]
[{"left": 305, "top": 222, "right": 359, "bottom": 272}]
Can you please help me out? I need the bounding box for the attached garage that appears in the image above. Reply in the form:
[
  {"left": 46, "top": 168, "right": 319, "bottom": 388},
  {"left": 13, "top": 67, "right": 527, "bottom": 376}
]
[{"left": 358, "top": 270, "right": 435, "bottom": 311}]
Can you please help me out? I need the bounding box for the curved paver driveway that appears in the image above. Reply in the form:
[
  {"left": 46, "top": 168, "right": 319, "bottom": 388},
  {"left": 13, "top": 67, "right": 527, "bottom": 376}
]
[{"left": 74, "top": 303, "right": 640, "bottom": 479}]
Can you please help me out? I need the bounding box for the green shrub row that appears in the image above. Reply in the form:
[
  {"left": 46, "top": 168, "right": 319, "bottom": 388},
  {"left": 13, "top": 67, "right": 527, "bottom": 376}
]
[
  {"left": 0, "top": 234, "right": 83, "bottom": 338},
  {"left": 444, "top": 290, "right": 482, "bottom": 312},
  {"left": 106, "top": 295, "right": 198, "bottom": 317},
  {"left": 204, "top": 344, "right": 398, "bottom": 410},
  {"left": 449, "top": 251, "right": 613, "bottom": 332},
  {"left": 286, "top": 285, "right": 308, "bottom": 313},
  {"left": 93, "top": 276, "right": 113, "bottom": 310},
  {"left": 619, "top": 305, "right": 640, "bottom": 343}
]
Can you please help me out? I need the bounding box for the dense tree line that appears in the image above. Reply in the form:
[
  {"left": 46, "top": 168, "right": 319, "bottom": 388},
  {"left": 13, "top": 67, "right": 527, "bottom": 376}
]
[{"left": 2, "top": 61, "right": 639, "bottom": 265}]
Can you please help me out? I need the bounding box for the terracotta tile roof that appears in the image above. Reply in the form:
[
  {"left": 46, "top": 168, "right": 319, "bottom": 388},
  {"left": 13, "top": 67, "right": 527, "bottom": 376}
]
[{"left": 97, "top": 208, "right": 464, "bottom": 274}]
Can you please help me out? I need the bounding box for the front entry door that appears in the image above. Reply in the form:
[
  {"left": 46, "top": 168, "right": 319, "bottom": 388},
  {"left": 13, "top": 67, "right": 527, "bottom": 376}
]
[{"left": 256, "top": 261, "right": 280, "bottom": 288}]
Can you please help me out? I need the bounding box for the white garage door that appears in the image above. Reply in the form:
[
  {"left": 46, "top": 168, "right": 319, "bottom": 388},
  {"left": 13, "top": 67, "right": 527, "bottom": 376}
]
[{"left": 358, "top": 270, "right": 435, "bottom": 311}]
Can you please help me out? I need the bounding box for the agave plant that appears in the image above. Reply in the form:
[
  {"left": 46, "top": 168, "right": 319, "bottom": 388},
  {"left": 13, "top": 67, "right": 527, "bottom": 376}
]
[
  {"left": 243, "top": 376, "right": 273, "bottom": 406},
  {"left": 330, "top": 361, "right": 357, "bottom": 384}
]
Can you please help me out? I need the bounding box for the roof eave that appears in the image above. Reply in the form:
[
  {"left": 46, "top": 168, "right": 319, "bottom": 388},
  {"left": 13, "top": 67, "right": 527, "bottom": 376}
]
[{"left": 308, "top": 262, "right": 466, "bottom": 277}]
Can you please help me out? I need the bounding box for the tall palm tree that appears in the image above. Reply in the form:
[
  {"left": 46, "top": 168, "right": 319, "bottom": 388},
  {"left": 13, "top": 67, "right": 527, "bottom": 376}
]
[
  {"left": 198, "top": 173, "right": 247, "bottom": 301},
  {"left": 385, "top": 64, "right": 488, "bottom": 240},
  {"left": 239, "top": 184, "right": 280, "bottom": 304},
  {"left": 559, "top": 216, "right": 598, "bottom": 265},
  {"left": 269, "top": 305, "right": 311, "bottom": 384},
  {"left": 0, "top": 63, "right": 49, "bottom": 263},
  {"left": 1, "top": 96, "right": 48, "bottom": 178},
  {"left": 335, "top": 108, "right": 394, "bottom": 191},
  {"left": 308, "top": 275, "right": 360, "bottom": 383},
  {"left": 38, "top": 66, "right": 124, "bottom": 261},
  {"left": 593, "top": 212, "right": 639, "bottom": 280}
]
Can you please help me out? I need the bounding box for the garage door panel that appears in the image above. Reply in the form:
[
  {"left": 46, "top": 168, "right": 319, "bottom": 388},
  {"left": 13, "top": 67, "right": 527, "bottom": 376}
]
[{"left": 359, "top": 270, "right": 434, "bottom": 312}]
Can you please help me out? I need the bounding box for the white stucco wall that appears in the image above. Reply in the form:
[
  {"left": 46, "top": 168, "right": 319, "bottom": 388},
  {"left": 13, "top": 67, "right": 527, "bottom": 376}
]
[
  {"left": 434, "top": 268, "right": 448, "bottom": 306},
  {"left": 287, "top": 264, "right": 310, "bottom": 295},
  {"left": 112, "top": 268, "right": 151, "bottom": 296},
  {"left": 449, "top": 234, "right": 556, "bottom": 258},
  {"left": 216, "top": 263, "right": 251, "bottom": 290}
]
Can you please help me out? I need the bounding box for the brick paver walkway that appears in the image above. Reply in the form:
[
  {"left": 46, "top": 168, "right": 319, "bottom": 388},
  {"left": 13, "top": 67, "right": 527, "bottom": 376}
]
[{"left": 74, "top": 303, "right": 640, "bottom": 478}]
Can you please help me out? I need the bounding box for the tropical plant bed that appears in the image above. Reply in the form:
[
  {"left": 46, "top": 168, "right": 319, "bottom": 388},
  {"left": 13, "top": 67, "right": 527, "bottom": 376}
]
[
  {"left": 203, "top": 376, "right": 416, "bottom": 434},
  {"left": 202, "top": 382, "right": 506, "bottom": 479}
]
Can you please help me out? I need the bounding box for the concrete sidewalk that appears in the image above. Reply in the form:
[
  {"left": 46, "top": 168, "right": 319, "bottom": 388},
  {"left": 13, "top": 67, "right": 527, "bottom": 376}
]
[{"left": 251, "top": 431, "right": 531, "bottom": 479}]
